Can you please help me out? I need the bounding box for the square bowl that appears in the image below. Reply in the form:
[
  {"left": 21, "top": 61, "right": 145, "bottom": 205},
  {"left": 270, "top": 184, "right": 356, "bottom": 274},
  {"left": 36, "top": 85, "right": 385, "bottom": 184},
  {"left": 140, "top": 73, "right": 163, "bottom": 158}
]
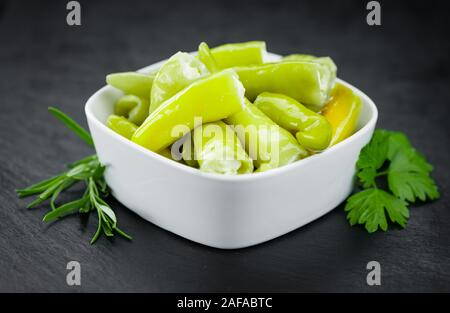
[{"left": 85, "top": 53, "right": 378, "bottom": 249}]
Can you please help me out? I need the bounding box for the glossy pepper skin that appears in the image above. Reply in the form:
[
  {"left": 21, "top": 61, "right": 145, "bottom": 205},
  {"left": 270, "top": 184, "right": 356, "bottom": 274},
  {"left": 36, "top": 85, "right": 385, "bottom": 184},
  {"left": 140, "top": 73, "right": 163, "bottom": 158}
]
[
  {"left": 198, "top": 42, "right": 219, "bottom": 73},
  {"left": 234, "top": 61, "right": 335, "bottom": 112},
  {"left": 107, "top": 114, "right": 138, "bottom": 140},
  {"left": 210, "top": 41, "right": 266, "bottom": 69},
  {"left": 157, "top": 147, "right": 173, "bottom": 159},
  {"left": 114, "top": 95, "right": 150, "bottom": 126},
  {"left": 193, "top": 121, "right": 253, "bottom": 175},
  {"left": 254, "top": 92, "right": 332, "bottom": 151},
  {"left": 322, "top": 83, "right": 362, "bottom": 146},
  {"left": 150, "top": 52, "right": 209, "bottom": 113},
  {"left": 225, "top": 99, "right": 308, "bottom": 172},
  {"left": 132, "top": 69, "right": 245, "bottom": 152},
  {"left": 106, "top": 72, "right": 155, "bottom": 98},
  {"left": 282, "top": 54, "right": 337, "bottom": 79}
]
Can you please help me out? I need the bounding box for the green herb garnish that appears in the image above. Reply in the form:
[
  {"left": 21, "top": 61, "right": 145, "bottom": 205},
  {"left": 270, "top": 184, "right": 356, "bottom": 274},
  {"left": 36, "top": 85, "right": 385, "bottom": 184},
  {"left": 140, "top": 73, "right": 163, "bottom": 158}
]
[
  {"left": 345, "top": 129, "right": 439, "bottom": 232},
  {"left": 16, "top": 107, "right": 132, "bottom": 244}
]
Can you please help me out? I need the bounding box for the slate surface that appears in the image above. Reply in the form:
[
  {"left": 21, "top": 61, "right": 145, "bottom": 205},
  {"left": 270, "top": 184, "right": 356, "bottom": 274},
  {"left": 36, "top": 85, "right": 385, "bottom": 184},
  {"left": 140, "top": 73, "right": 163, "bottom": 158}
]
[{"left": 0, "top": 0, "right": 449, "bottom": 292}]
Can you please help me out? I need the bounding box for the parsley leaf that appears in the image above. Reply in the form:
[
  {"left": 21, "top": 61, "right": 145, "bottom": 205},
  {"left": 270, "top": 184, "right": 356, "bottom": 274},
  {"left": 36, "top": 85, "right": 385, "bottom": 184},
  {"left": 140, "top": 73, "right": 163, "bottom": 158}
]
[
  {"left": 386, "top": 131, "right": 433, "bottom": 173},
  {"left": 355, "top": 129, "right": 390, "bottom": 188},
  {"left": 388, "top": 149, "right": 439, "bottom": 202},
  {"left": 346, "top": 129, "right": 439, "bottom": 233},
  {"left": 356, "top": 129, "right": 389, "bottom": 171},
  {"left": 345, "top": 188, "right": 409, "bottom": 232},
  {"left": 386, "top": 131, "right": 412, "bottom": 161},
  {"left": 357, "top": 167, "right": 377, "bottom": 189}
]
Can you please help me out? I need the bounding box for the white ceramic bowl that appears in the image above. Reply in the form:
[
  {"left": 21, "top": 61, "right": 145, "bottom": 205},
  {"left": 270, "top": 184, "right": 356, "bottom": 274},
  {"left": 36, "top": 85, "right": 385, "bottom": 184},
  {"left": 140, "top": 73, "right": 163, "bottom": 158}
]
[{"left": 85, "top": 53, "right": 378, "bottom": 249}]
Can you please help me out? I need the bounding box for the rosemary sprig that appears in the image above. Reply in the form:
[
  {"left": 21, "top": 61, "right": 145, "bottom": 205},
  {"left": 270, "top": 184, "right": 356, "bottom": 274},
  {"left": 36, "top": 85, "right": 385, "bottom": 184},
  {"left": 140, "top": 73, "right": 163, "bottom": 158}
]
[{"left": 16, "top": 107, "right": 132, "bottom": 244}]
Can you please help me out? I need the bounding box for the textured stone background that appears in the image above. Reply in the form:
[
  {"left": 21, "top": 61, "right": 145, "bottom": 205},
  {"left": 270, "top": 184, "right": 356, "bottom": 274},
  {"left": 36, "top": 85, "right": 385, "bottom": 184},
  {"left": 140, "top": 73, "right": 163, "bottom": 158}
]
[{"left": 0, "top": 0, "right": 449, "bottom": 292}]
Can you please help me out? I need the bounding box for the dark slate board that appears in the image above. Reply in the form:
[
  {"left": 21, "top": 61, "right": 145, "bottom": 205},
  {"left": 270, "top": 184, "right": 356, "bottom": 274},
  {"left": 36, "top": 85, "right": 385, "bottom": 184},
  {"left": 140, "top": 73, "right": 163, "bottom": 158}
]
[{"left": 0, "top": 0, "right": 449, "bottom": 292}]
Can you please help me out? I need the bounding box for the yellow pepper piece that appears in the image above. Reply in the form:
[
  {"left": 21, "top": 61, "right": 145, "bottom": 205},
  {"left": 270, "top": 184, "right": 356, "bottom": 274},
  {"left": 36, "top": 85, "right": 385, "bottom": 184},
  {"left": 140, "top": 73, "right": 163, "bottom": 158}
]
[
  {"left": 211, "top": 41, "right": 266, "bottom": 69},
  {"left": 322, "top": 83, "right": 362, "bottom": 146},
  {"left": 132, "top": 69, "right": 245, "bottom": 152},
  {"left": 107, "top": 114, "right": 138, "bottom": 140}
]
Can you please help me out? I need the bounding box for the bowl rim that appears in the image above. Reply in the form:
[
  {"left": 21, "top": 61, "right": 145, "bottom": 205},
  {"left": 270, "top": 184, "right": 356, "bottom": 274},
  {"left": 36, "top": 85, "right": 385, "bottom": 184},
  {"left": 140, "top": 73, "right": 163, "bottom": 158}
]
[{"left": 85, "top": 52, "right": 378, "bottom": 182}]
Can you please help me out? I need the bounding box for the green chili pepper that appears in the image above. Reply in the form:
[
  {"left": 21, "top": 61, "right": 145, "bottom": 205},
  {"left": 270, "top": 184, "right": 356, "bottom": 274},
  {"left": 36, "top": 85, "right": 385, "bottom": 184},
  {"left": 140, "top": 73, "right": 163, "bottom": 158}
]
[
  {"left": 254, "top": 92, "right": 332, "bottom": 151},
  {"left": 114, "top": 95, "right": 150, "bottom": 126},
  {"left": 198, "top": 42, "right": 219, "bottom": 73},
  {"left": 282, "top": 54, "right": 337, "bottom": 79},
  {"left": 107, "top": 114, "right": 138, "bottom": 140},
  {"left": 150, "top": 51, "right": 209, "bottom": 113},
  {"left": 157, "top": 147, "right": 173, "bottom": 159},
  {"left": 132, "top": 69, "right": 245, "bottom": 152},
  {"left": 210, "top": 41, "right": 266, "bottom": 69},
  {"left": 193, "top": 121, "right": 253, "bottom": 175},
  {"left": 106, "top": 72, "right": 155, "bottom": 98},
  {"left": 154, "top": 146, "right": 189, "bottom": 164},
  {"left": 234, "top": 61, "right": 334, "bottom": 111},
  {"left": 225, "top": 99, "right": 308, "bottom": 172}
]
